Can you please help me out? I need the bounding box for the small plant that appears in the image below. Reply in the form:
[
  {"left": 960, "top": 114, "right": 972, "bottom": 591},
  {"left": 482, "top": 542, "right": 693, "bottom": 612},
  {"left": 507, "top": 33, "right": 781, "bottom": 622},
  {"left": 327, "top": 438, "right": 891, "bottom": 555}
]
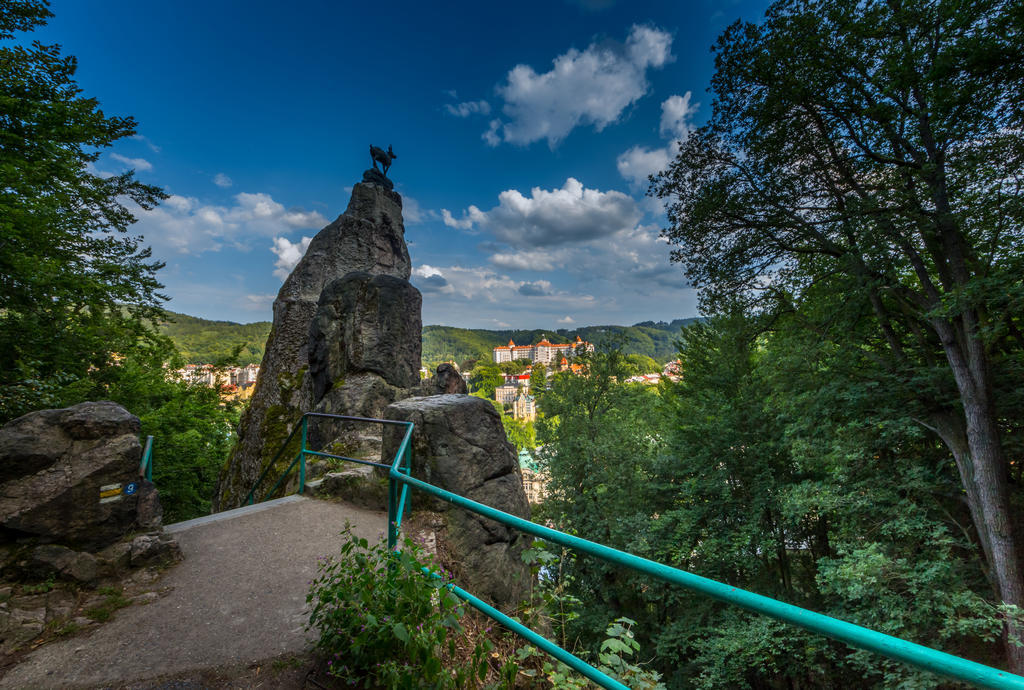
[
  {"left": 515, "top": 617, "right": 665, "bottom": 689},
  {"left": 22, "top": 576, "right": 57, "bottom": 595},
  {"left": 54, "top": 621, "right": 80, "bottom": 637},
  {"left": 307, "top": 523, "right": 496, "bottom": 688},
  {"left": 271, "top": 655, "right": 304, "bottom": 671},
  {"left": 85, "top": 588, "right": 131, "bottom": 623},
  {"left": 596, "top": 617, "right": 665, "bottom": 689}
]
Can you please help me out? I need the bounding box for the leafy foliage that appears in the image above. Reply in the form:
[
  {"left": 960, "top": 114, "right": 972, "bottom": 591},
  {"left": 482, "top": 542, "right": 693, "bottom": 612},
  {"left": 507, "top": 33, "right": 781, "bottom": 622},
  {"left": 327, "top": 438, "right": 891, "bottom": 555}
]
[
  {"left": 502, "top": 415, "right": 536, "bottom": 453},
  {"left": 651, "top": 0, "right": 1024, "bottom": 669},
  {"left": 536, "top": 323, "right": 1005, "bottom": 686},
  {"left": 651, "top": 0, "right": 1019, "bottom": 667},
  {"left": 307, "top": 524, "right": 494, "bottom": 689},
  {"left": 0, "top": 0, "right": 167, "bottom": 409}
]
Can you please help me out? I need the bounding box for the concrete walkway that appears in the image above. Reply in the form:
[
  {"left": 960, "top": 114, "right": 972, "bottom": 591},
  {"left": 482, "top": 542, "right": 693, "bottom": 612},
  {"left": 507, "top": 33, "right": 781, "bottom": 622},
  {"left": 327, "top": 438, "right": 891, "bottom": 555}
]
[{"left": 0, "top": 496, "right": 386, "bottom": 689}]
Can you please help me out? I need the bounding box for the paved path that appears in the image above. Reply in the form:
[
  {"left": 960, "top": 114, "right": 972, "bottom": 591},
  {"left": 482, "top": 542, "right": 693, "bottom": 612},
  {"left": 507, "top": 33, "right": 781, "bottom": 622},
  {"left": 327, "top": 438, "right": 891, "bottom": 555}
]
[{"left": 0, "top": 496, "right": 386, "bottom": 689}]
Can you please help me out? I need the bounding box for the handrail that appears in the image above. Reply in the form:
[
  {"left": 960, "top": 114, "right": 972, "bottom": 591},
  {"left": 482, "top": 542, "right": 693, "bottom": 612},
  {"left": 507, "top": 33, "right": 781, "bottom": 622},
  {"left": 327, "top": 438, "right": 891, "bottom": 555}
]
[
  {"left": 260, "top": 412, "right": 1024, "bottom": 688},
  {"left": 391, "top": 468, "right": 1024, "bottom": 688},
  {"left": 245, "top": 417, "right": 306, "bottom": 505},
  {"left": 139, "top": 435, "right": 153, "bottom": 481},
  {"left": 245, "top": 412, "right": 412, "bottom": 506}
]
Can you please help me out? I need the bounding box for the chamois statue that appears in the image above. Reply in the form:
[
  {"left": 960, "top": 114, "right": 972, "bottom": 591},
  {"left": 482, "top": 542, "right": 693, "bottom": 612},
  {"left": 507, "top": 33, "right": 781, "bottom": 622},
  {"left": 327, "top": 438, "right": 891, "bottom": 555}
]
[{"left": 370, "top": 144, "right": 397, "bottom": 176}]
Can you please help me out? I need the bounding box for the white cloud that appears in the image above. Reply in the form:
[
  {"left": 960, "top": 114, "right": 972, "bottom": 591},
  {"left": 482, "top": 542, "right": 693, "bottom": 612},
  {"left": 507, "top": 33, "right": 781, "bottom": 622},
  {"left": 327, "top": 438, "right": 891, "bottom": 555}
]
[
  {"left": 110, "top": 153, "right": 153, "bottom": 172},
  {"left": 402, "top": 195, "right": 436, "bottom": 225},
  {"left": 413, "top": 265, "right": 588, "bottom": 304},
  {"left": 441, "top": 206, "right": 486, "bottom": 231},
  {"left": 445, "top": 100, "right": 491, "bottom": 117},
  {"left": 412, "top": 265, "right": 449, "bottom": 291},
  {"left": 228, "top": 192, "right": 327, "bottom": 231},
  {"left": 487, "top": 222, "right": 682, "bottom": 293},
  {"left": 659, "top": 92, "right": 697, "bottom": 139},
  {"left": 413, "top": 253, "right": 695, "bottom": 329},
  {"left": 244, "top": 293, "right": 276, "bottom": 310},
  {"left": 616, "top": 141, "right": 678, "bottom": 189},
  {"left": 213, "top": 173, "right": 233, "bottom": 188},
  {"left": 445, "top": 178, "right": 641, "bottom": 248},
  {"left": 518, "top": 280, "right": 552, "bottom": 296},
  {"left": 270, "top": 236, "right": 312, "bottom": 280},
  {"left": 482, "top": 119, "right": 502, "bottom": 147},
  {"left": 489, "top": 25, "right": 673, "bottom": 147},
  {"left": 617, "top": 92, "right": 698, "bottom": 190},
  {"left": 130, "top": 134, "right": 161, "bottom": 153},
  {"left": 131, "top": 192, "right": 327, "bottom": 255},
  {"left": 86, "top": 161, "right": 115, "bottom": 179}
]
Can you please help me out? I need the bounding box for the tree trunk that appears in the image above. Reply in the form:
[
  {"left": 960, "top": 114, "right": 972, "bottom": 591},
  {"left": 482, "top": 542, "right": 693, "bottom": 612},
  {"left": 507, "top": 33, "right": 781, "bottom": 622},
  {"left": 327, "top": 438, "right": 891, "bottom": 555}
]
[{"left": 933, "top": 317, "right": 1024, "bottom": 674}]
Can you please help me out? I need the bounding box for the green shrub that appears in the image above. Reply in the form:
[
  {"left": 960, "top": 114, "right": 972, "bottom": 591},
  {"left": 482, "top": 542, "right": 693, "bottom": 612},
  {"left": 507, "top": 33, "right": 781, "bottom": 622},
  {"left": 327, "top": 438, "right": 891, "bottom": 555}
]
[{"left": 307, "top": 524, "right": 495, "bottom": 688}]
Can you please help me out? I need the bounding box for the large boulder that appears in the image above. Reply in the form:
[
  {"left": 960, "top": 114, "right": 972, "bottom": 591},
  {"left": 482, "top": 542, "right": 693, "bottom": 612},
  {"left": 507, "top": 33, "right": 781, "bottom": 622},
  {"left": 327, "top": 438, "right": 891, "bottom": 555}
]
[
  {"left": 381, "top": 395, "right": 532, "bottom": 609},
  {"left": 216, "top": 181, "right": 411, "bottom": 510},
  {"left": 0, "top": 402, "right": 156, "bottom": 550},
  {"left": 412, "top": 363, "right": 468, "bottom": 396},
  {"left": 309, "top": 272, "right": 422, "bottom": 401}
]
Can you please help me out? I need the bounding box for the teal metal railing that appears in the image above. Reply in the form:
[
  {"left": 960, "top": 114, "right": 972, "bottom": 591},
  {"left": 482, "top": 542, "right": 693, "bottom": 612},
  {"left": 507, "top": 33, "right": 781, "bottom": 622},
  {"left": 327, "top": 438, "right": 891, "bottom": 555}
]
[
  {"left": 139, "top": 435, "right": 154, "bottom": 481},
  {"left": 245, "top": 412, "right": 406, "bottom": 506},
  {"left": 254, "top": 413, "right": 1024, "bottom": 689}
]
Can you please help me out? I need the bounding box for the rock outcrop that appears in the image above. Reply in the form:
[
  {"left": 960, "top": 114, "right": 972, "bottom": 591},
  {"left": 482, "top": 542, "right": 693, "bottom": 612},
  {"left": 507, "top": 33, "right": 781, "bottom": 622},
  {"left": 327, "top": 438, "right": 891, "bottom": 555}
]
[
  {"left": 0, "top": 402, "right": 159, "bottom": 550},
  {"left": 381, "top": 395, "right": 532, "bottom": 609},
  {"left": 309, "top": 272, "right": 422, "bottom": 400},
  {"left": 216, "top": 181, "right": 413, "bottom": 509},
  {"left": 306, "top": 272, "right": 422, "bottom": 459},
  {"left": 413, "top": 363, "right": 468, "bottom": 396}
]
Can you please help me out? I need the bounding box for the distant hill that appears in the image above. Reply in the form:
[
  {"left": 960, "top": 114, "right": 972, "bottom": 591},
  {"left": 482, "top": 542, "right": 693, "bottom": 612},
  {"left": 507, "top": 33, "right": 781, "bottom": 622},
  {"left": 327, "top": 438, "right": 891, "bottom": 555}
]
[
  {"left": 158, "top": 308, "right": 699, "bottom": 368},
  {"left": 158, "top": 310, "right": 271, "bottom": 365},
  {"left": 422, "top": 319, "right": 700, "bottom": 368}
]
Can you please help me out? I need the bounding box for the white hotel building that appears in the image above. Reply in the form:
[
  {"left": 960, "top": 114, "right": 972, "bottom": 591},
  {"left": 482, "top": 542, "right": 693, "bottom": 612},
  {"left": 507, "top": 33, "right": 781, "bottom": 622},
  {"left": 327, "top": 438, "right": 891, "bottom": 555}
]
[{"left": 492, "top": 335, "right": 594, "bottom": 365}]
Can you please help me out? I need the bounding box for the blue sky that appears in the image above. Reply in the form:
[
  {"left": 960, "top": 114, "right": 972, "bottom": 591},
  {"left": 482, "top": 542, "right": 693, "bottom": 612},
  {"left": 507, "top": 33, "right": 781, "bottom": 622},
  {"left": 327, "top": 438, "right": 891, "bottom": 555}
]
[{"left": 38, "top": 0, "right": 769, "bottom": 328}]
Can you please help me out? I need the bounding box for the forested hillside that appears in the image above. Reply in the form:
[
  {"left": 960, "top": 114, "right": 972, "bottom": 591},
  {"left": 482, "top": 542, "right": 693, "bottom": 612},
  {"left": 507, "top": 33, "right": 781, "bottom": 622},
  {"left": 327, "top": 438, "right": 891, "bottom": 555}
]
[
  {"left": 422, "top": 318, "right": 697, "bottom": 368},
  {"left": 158, "top": 311, "right": 271, "bottom": 365},
  {"left": 158, "top": 311, "right": 696, "bottom": 368}
]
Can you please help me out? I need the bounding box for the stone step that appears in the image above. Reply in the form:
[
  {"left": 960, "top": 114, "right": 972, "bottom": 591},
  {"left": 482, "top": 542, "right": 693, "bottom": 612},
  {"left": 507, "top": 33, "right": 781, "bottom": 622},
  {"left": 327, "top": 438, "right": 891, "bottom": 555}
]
[{"left": 164, "top": 495, "right": 307, "bottom": 534}]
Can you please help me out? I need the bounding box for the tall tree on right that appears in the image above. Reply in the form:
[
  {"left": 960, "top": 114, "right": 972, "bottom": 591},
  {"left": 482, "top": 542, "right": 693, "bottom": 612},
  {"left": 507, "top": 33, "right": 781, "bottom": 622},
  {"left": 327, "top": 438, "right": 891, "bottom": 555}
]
[{"left": 652, "top": 0, "right": 1024, "bottom": 672}]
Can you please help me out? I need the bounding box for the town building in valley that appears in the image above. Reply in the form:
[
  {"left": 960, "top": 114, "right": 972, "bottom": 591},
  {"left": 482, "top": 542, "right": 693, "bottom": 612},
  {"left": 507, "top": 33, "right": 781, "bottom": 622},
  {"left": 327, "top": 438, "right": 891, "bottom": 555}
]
[
  {"left": 512, "top": 390, "right": 536, "bottom": 421},
  {"left": 519, "top": 448, "right": 547, "bottom": 504},
  {"left": 493, "top": 335, "right": 594, "bottom": 365}
]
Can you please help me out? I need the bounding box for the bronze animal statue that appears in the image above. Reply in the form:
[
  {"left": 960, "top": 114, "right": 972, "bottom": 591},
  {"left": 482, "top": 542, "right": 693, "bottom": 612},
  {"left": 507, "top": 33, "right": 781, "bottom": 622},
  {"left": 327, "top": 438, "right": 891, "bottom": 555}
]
[{"left": 370, "top": 144, "right": 397, "bottom": 176}]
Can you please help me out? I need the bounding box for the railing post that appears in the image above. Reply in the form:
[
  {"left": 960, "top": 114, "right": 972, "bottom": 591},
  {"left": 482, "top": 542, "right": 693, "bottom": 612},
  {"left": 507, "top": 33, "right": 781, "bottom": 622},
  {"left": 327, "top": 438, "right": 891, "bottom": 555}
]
[
  {"left": 298, "top": 415, "right": 307, "bottom": 494},
  {"left": 139, "top": 435, "right": 153, "bottom": 481},
  {"left": 387, "top": 476, "right": 398, "bottom": 551}
]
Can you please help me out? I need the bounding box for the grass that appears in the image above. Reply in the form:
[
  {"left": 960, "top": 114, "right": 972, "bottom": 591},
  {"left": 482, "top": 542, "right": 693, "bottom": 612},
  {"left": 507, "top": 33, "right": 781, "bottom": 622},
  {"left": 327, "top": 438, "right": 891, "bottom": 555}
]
[
  {"left": 21, "top": 577, "right": 56, "bottom": 595},
  {"left": 271, "top": 656, "right": 305, "bottom": 671},
  {"left": 85, "top": 588, "right": 131, "bottom": 623}
]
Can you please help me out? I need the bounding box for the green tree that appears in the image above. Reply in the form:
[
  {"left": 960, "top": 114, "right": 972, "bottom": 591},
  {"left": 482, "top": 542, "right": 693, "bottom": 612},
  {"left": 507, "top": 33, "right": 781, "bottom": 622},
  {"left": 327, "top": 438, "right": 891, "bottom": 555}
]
[
  {"left": 0, "top": 0, "right": 167, "bottom": 420},
  {"left": 502, "top": 414, "right": 535, "bottom": 453},
  {"left": 529, "top": 362, "right": 547, "bottom": 391},
  {"left": 624, "top": 353, "right": 660, "bottom": 375},
  {"left": 657, "top": 315, "right": 1002, "bottom": 686},
  {"left": 535, "top": 352, "right": 667, "bottom": 658},
  {"left": 540, "top": 317, "right": 1004, "bottom": 686},
  {"left": 652, "top": 0, "right": 1024, "bottom": 669},
  {"left": 468, "top": 363, "right": 503, "bottom": 399},
  {"left": 499, "top": 360, "right": 529, "bottom": 375}
]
